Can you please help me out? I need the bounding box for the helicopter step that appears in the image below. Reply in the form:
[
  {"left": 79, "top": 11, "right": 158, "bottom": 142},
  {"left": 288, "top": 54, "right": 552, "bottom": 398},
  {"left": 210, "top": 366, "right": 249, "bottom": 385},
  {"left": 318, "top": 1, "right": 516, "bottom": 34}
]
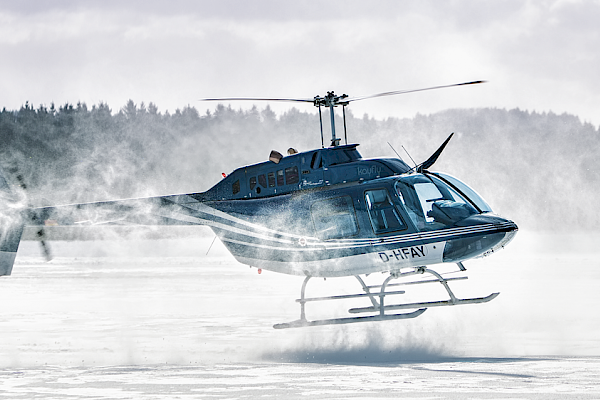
[{"left": 273, "top": 265, "right": 500, "bottom": 329}]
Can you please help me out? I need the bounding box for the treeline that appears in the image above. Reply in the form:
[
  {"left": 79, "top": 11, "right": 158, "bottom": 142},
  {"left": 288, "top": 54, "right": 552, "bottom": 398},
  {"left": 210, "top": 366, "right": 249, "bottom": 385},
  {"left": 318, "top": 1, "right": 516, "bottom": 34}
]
[{"left": 1, "top": 100, "right": 598, "bottom": 230}]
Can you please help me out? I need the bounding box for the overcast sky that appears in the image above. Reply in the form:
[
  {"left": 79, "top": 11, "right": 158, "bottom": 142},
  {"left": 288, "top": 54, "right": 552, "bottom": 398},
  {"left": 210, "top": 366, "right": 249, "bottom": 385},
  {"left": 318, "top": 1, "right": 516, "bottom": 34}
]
[{"left": 1, "top": 0, "right": 598, "bottom": 126}]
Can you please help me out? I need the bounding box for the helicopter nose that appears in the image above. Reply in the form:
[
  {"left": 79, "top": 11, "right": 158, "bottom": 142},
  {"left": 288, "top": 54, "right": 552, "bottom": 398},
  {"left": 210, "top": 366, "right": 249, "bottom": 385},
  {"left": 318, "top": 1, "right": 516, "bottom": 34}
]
[
  {"left": 488, "top": 216, "right": 518, "bottom": 252},
  {"left": 442, "top": 213, "right": 518, "bottom": 263}
]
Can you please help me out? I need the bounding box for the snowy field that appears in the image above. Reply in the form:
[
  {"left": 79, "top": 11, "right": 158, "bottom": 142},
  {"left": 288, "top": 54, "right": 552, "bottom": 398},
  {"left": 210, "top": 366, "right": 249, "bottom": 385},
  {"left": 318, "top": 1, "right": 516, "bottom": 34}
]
[{"left": 1, "top": 229, "right": 599, "bottom": 399}]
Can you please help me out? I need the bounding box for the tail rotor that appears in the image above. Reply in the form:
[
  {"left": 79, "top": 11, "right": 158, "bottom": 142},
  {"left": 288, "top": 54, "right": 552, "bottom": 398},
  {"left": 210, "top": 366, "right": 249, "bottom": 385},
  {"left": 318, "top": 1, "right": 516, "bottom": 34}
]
[{"left": 12, "top": 173, "right": 52, "bottom": 261}]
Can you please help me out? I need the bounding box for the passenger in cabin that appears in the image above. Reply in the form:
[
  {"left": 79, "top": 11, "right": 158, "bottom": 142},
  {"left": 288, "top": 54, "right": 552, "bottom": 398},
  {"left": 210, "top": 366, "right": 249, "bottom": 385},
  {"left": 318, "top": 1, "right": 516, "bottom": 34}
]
[
  {"left": 269, "top": 150, "right": 283, "bottom": 164},
  {"left": 287, "top": 148, "right": 298, "bottom": 155}
]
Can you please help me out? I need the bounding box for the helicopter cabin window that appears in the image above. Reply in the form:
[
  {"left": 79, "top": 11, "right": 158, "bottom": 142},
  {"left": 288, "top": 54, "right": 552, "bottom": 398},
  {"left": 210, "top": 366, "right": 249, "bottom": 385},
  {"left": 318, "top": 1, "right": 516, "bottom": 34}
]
[
  {"left": 268, "top": 172, "right": 276, "bottom": 187},
  {"left": 276, "top": 170, "right": 285, "bottom": 186},
  {"left": 310, "top": 152, "right": 322, "bottom": 169},
  {"left": 285, "top": 166, "right": 299, "bottom": 185},
  {"left": 311, "top": 196, "right": 358, "bottom": 240},
  {"left": 364, "top": 189, "right": 406, "bottom": 234},
  {"left": 249, "top": 176, "right": 257, "bottom": 191},
  {"left": 258, "top": 174, "right": 267, "bottom": 188},
  {"left": 232, "top": 179, "right": 240, "bottom": 195}
]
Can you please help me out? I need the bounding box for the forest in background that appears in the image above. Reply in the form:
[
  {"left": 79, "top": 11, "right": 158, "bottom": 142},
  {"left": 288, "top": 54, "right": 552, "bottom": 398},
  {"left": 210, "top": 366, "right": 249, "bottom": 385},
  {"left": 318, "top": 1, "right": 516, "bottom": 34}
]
[{"left": 1, "top": 100, "right": 598, "bottom": 231}]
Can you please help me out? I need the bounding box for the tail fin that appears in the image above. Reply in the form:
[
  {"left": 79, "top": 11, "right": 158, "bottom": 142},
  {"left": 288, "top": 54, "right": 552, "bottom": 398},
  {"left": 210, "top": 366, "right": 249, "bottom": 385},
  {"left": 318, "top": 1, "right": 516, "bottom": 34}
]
[{"left": 0, "top": 167, "right": 25, "bottom": 276}]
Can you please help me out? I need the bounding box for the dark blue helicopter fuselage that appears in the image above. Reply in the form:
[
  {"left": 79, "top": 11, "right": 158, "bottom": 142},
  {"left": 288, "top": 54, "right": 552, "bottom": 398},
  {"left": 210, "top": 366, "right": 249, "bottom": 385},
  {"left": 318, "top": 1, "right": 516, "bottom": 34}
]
[{"left": 173, "top": 145, "right": 518, "bottom": 277}]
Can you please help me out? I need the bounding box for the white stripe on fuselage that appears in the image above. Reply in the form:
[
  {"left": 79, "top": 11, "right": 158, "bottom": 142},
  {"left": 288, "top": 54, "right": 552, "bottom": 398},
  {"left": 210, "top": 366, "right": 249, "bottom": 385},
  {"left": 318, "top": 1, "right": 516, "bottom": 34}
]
[
  {"left": 218, "top": 223, "right": 504, "bottom": 251},
  {"left": 172, "top": 201, "right": 319, "bottom": 241},
  {"left": 235, "top": 241, "right": 446, "bottom": 277},
  {"left": 164, "top": 201, "right": 509, "bottom": 259}
]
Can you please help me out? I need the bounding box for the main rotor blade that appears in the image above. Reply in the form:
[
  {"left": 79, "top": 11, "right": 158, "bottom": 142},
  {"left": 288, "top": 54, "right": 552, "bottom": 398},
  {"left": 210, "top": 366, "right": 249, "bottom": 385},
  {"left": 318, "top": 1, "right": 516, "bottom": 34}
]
[
  {"left": 199, "top": 80, "right": 485, "bottom": 107},
  {"left": 345, "top": 80, "right": 486, "bottom": 103},
  {"left": 199, "top": 97, "right": 314, "bottom": 103},
  {"left": 417, "top": 132, "right": 454, "bottom": 173}
]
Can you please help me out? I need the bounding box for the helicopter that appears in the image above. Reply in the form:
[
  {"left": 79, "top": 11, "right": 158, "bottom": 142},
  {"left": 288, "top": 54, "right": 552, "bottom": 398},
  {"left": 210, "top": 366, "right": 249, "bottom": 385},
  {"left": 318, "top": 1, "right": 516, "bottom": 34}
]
[{"left": 0, "top": 80, "right": 518, "bottom": 329}]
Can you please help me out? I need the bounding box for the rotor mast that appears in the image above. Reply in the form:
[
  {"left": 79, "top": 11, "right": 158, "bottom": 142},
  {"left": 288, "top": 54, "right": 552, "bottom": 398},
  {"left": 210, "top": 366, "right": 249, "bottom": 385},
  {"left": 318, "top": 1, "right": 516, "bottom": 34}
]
[{"left": 313, "top": 92, "right": 348, "bottom": 147}]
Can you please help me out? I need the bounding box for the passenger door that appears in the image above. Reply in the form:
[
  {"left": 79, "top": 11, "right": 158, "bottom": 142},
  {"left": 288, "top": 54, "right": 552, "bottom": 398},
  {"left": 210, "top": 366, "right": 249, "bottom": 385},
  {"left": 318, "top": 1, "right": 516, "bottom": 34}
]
[{"left": 364, "top": 188, "right": 408, "bottom": 235}]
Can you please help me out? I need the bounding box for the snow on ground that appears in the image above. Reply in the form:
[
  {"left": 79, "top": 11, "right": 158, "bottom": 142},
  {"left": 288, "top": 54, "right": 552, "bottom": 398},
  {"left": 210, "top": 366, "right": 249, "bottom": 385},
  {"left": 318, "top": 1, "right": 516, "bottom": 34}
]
[{"left": 0, "top": 229, "right": 599, "bottom": 398}]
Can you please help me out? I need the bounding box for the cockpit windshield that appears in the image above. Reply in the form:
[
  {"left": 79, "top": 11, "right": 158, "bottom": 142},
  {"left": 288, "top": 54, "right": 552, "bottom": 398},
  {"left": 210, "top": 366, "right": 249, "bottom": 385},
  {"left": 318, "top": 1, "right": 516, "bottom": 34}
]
[
  {"left": 431, "top": 172, "right": 493, "bottom": 213},
  {"left": 395, "top": 174, "right": 479, "bottom": 231}
]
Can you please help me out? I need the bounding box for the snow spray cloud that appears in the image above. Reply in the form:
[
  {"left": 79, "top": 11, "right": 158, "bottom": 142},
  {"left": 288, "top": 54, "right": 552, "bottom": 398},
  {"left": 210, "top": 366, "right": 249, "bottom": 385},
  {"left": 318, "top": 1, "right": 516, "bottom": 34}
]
[{"left": 260, "top": 320, "right": 457, "bottom": 364}]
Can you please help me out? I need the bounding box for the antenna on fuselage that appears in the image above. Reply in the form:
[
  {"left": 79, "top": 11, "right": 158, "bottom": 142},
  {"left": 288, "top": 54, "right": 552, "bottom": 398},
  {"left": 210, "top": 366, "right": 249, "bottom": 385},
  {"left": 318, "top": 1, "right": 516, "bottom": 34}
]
[
  {"left": 402, "top": 145, "right": 417, "bottom": 169},
  {"left": 387, "top": 142, "right": 404, "bottom": 162}
]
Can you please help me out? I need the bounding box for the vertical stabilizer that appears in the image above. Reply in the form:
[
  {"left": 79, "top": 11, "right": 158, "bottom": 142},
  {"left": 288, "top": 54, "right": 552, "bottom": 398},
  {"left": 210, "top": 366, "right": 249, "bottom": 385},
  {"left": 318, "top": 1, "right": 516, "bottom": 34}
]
[{"left": 0, "top": 167, "right": 25, "bottom": 276}]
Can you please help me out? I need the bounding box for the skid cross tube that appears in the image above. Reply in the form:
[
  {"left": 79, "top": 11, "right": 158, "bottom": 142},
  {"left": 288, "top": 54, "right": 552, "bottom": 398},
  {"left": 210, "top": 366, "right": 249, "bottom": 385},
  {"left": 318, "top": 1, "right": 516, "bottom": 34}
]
[
  {"left": 355, "top": 275, "right": 379, "bottom": 308},
  {"left": 296, "top": 290, "right": 406, "bottom": 303},
  {"left": 296, "top": 276, "right": 405, "bottom": 307},
  {"left": 376, "top": 267, "right": 431, "bottom": 316},
  {"left": 366, "top": 275, "right": 468, "bottom": 290}
]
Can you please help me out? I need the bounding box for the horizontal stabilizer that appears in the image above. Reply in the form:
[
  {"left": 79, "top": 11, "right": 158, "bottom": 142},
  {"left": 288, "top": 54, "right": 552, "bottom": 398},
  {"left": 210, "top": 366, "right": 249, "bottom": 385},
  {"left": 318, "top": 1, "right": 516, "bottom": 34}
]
[{"left": 0, "top": 246, "right": 21, "bottom": 276}]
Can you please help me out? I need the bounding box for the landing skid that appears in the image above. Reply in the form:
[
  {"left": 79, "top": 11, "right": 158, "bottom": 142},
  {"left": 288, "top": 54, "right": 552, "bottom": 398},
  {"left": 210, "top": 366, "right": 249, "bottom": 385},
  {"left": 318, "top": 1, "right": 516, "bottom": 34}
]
[
  {"left": 273, "top": 309, "right": 426, "bottom": 329},
  {"left": 273, "top": 265, "right": 499, "bottom": 329}
]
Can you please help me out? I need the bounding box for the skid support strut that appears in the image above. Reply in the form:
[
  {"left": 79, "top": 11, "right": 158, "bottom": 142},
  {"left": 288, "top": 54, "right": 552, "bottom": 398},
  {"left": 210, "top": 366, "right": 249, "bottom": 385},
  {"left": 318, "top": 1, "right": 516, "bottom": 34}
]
[{"left": 273, "top": 265, "right": 499, "bottom": 329}]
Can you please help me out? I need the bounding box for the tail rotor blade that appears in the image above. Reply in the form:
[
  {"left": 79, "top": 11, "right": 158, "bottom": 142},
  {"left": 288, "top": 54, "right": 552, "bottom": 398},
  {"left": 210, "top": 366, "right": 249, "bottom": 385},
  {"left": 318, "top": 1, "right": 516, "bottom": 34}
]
[{"left": 37, "top": 228, "right": 52, "bottom": 261}]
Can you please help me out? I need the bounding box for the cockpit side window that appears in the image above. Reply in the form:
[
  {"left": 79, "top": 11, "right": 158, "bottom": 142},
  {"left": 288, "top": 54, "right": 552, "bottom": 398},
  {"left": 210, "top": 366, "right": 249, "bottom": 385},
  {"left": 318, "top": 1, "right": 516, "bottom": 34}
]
[
  {"left": 396, "top": 175, "right": 478, "bottom": 231},
  {"left": 364, "top": 189, "right": 407, "bottom": 234},
  {"left": 413, "top": 182, "right": 444, "bottom": 223}
]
